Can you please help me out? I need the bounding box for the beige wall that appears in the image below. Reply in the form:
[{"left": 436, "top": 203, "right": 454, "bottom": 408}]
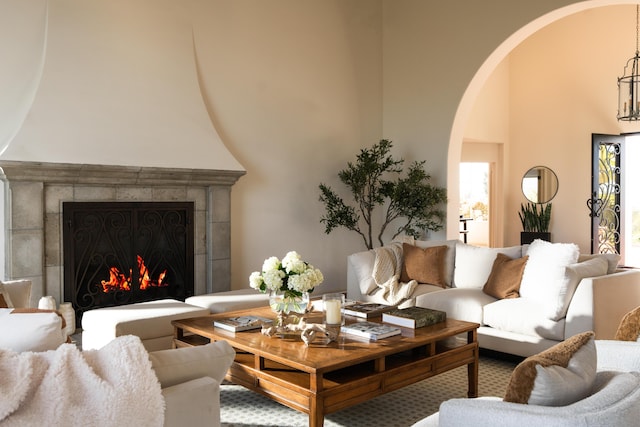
[
  {"left": 507, "top": 5, "right": 640, "bottom": 251},
  {"left": 3, "top": 0, "right": 636, "bottom": 295}
]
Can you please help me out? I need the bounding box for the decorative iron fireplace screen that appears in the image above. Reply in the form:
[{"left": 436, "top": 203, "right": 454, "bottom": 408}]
[{"left": 63, "top": 201, "right": 194, "bottom": 325}]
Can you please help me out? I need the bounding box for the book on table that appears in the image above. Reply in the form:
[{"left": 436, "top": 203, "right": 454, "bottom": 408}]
[
  {"left": 340, "top": 321, "right": 401, "bottom": 341},
  {"left": 213, "top": 315, "right": 272, "bottom": 332},
  {"left": 382, "top": 306, "right": 446, "bottom": 329},
  {"left": 342, "top": 302, "right": 396, "bottom": 318}
]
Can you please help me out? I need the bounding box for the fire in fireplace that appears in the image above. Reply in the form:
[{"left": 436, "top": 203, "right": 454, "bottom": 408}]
[{"left": 63, "top": 201, "right": 194, "bottom": 326}]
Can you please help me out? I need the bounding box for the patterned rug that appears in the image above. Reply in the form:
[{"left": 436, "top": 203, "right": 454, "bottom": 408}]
[{"left": 220, "top": 353, "right": 518, "bottom": 427}]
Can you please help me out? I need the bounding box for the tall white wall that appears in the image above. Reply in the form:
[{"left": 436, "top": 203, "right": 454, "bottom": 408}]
[{"left": 3, "top": 0, "right": 634, "bottom": 294}]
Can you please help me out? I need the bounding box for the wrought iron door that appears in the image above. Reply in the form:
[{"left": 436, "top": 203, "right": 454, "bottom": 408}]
[{"left": 588, "top": 134, "right": 624, "bottom": 255}]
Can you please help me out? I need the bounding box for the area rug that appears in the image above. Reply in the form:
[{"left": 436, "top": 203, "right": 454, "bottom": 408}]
[{"left": 220, "top": 354, "right": 517, "bottom": 427}]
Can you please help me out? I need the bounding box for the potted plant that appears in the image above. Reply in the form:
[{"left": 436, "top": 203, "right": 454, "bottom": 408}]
[
  {"left": 519, "top": 202, "right": 552, "bottom": 244},
  {"left": 318, "top": 139, "right": 447, "bottom": 249}
]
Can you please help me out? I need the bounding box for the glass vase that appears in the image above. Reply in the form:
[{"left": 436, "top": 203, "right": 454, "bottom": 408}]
[{"left": 269, "top": 290, "right": 310, "bottom": 331}]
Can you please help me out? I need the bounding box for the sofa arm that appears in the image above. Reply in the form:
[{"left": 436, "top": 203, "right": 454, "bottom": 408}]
[
  {"left": 162, "top": 376, "right": 220, "bottom": 427},
  {"left": 346, "top": 249, "right": 376, "bottom": 301},
  {"left": 435, "top": 397, "right": 579, "bottom": 427},
  {"left": 148, "top": 341, "right": 235, "bottom": 388},
  {"left": 566, "top": 270, "right": 640, "bottom": 340},
  {"left": 595, "top": 340, "right": 640, "bottom": 372}
]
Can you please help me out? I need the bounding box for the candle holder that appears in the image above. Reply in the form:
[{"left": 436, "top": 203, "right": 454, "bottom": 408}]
[{"left": 322, "top": 293, "right": 345, "bottom": 328}]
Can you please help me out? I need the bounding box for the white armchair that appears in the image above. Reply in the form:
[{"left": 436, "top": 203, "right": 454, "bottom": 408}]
[
  {"left": 0, "top": 279, "right": 67, "bottom": 352},
  {"left": 414, "top": 309, "right": 640, "bottom": 427},
  {"left": 149, "top": 341, "right": 236, "bottom": 427}
]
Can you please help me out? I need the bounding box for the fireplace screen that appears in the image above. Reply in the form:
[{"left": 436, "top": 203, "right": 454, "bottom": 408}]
[{"left": 63, "top": 201, "right": 194, "bottom": 325}]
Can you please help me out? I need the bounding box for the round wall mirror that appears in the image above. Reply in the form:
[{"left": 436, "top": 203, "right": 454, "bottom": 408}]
[{"left": 522, "top": 166, "right": 558, "bottom": 204}]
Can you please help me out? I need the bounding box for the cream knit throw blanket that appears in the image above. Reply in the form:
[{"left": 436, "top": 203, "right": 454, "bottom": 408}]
[
  {"left": 0, "top": 335, "right": 164, "bottom": 427},
  {"left": 372, "top": 242, "right": 417, "bottom": 305}
]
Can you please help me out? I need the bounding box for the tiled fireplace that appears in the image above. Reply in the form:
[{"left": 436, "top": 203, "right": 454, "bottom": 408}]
[{"left": 0, "top": 161, "right": 244, "bottom": 310}]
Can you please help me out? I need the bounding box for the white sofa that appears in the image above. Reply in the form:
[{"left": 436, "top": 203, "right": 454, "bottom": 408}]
[{"left": 347, "top": 239, "right": 640, "bottom": 356}]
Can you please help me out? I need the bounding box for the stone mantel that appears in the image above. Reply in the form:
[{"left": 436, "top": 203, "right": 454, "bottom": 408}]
[
  {"left": 0, "top": 161, "right": 245, "bottom": 186},
  {"left": 0, "top": 160, "right": 245, "bottom": 307}
]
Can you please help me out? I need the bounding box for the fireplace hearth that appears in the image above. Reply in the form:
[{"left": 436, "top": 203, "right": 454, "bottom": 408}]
[{"left": 63, "top": 202, "right": 194, "bottom": 325}]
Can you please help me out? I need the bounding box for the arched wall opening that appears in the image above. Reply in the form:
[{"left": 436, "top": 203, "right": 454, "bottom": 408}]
[{"left": 446, "top": 0, "right": 637, "bottom": 243}]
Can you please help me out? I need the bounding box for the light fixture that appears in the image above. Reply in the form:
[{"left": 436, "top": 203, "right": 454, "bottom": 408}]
[{"left": 618, "top": 5, "right": 640, "bottom": 121}]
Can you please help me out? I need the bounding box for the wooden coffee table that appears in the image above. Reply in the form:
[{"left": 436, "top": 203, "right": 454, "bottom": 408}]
[{"left": 172, "top": 306, "right": 479, "bottom": 427}]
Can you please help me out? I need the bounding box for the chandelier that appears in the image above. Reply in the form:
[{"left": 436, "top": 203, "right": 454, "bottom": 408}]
[{"left": 618, "top": 5, "right": 640, "bottom": 121}]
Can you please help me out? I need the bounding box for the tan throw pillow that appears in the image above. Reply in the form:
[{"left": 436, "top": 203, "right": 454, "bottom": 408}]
[
  {"left": 400, "top": 243, "right": 447, "bottom": 288},
  {"left": 482, "top": 253, "right": 529, "bottom": 299},
  {"left": 0, "top": 282, "right": 13, "bottom": 308},
  {"left": 504, "top": 331, "right": 596, "bottom": 406},
  {"left": 614, "top": 305, "right": 640, "bottom": 341}
]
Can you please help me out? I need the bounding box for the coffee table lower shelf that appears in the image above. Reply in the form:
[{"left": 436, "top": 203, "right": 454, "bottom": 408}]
[{"left": 227, "top": 343, "right": 477, "bottom": 418}]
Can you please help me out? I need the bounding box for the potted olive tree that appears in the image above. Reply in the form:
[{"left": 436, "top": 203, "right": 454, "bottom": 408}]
[
  {"left": 318, "top": 139, "right": 447, "bottom": 249},
  {"left": 519, "top": 202, "right": 552, "bottom": 244}
]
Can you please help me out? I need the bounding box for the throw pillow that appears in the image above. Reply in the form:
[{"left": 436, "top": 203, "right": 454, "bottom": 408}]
[
  {"left": 453, "top": 243, "right": 524, "bottom": 289},
  {"left": 578, "top": 253, "right": 621, "bottom": 275},
  {"left": 0, "top": 282, "right": 14, "bottom": 308},
  {"left": 414, "top": 239, "right": 458, "bottom": 287},
  {"left": 614, "top": 305, "right": 640, "bottom": 341},
  {"left": 518, "top": 239, "right": 580, "bottom": 320},
  {"left": 400, "top": 243, "right": 447, "bottom": 288},
  {"left": 504, "top": 331, "right": 596, "bottom": 406},
  {"left": 482, "top": 253, "right": 529, "bottom": 299}
]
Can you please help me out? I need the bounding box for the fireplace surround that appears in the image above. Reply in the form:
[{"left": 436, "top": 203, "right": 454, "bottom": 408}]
[{"left": 0, "top": 161, "right": 244, "bottom": 308}]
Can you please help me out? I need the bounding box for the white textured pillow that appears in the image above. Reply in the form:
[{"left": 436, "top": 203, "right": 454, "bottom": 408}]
[
  {"left": 519, "top": 240, "right": 580, "bottom": 320},
  {"left": 454, "top": 243, "right": 523, "bottom": 289},
  {"left": 415, "top": 239, "right": 458, "bottom": 287}
]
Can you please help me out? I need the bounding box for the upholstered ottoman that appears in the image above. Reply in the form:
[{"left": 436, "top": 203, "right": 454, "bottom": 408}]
[
  {"left": 81, "top": 299, "right": 209, "bottom": 351},
  {"left": 185, "top": 288, "right": 270, "bottom": 313}
]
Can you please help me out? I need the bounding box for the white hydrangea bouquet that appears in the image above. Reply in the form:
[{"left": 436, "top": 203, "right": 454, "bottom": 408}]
[{"left": 249, "top": 251, "right": 324, "bottom": 314}]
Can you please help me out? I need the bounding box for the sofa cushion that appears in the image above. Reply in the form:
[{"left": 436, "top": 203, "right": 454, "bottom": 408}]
[
  {"left": 578, "top": 253, "right": 621, "bottom": 274},
  {"left": 482, "top": 253, "right": 529, "bottom": 299},
  {"left": 614, "top": 305, "right": 640, "bottom": 341},
  {"left": 414, "top": 239, "right": 458, "bottom": 287},
  {"left": 415, "top": 288, "right": 496, "bottom": 324},
  {"left": 400, "top": 243, "right": 447, "bottom": 287},
  {"left": 453, "top": 243, "right": 523, "bottom": 289},
  {"left": 483, "top": 298, "right": 565, "bottom": 340},
  {"left": 519, "top": 240, "right": 580, "bottom": 320},
  {"left": 0, "top": 308, "right": 66, "bottom": 352},
  {"left": 504, "top": 331, "right": 596, "bottom": 406},
  {"left": 149, "top": 340, "right": 235, "bottom": 388}
]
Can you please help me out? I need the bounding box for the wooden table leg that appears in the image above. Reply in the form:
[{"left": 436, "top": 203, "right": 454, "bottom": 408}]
[
  {"left": 467, "top": 329, "right": 479, "bottom": 398},
  {"left": 309, "top": 372, "right": 324, "bottom": 427}
]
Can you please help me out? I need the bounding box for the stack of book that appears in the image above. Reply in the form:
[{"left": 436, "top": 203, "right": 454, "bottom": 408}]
[
  {"left": 342, "top": 302, "right": 396, "bottom": 318},
  {"left": 382, "top": 307, "right": 446, "bottom": 329},
  {"left": 213, "top": 315, "right": 272, "bottom": 332},
  {"left": 340, "top": 321, "right": 401, "bottom": 341}
]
